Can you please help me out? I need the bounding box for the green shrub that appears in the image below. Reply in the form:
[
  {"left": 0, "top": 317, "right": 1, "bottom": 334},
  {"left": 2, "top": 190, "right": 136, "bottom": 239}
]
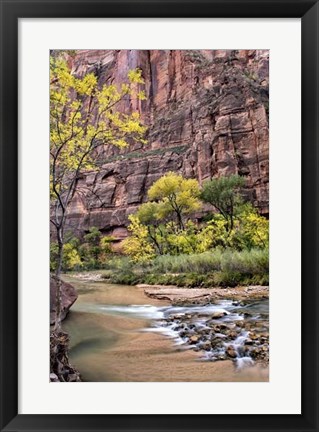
[{"left": 50, "top": 240, "right": 83, "bottom": 272}]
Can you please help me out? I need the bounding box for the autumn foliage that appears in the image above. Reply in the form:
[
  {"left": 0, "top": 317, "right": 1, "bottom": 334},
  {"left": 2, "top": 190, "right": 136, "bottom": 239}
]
[{"left": 122, "top": 173, "right": 268, "bottom": 263}]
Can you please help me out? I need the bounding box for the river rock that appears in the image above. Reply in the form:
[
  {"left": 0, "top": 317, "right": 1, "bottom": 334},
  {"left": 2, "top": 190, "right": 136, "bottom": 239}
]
[
  {"left": 249, "top": 332, "right": 258, "bottom": 340},
  {"left": 211, "top": 311, "right": 227, "bottom": 319},
  {"left": 50, "top": 373, "right": 59, "bottom": 382},
  {"left": 226, "top": 346, "right": 237, "bottom": 358},
  {"left": 50, "top": 275, "right": 78, "bottom": 325},
  {"left": 199, "top": 328, "right": 211, "bottom": 335},
  {"left": 202, "top": 341, "right": 212, "bottom": 351},
  {"left": 189, "top": 335, "right": 200, "bottom": 344},
  {"left": 229, "top": 331, "right": 238, "bottom": 339}
]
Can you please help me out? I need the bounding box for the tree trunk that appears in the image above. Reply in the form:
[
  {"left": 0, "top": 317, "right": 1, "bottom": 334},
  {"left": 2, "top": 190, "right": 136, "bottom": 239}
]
[
  {"left": 148, "top": 226, "right": 162, "bottom": 255},
  {"left": 230, "top": 214, "right": 234, "bottom": 231},
  {"left": 229, "top": 198, "right": 234, "bottom": 231},
  {"left": 54, "top": 227, "right": 64, "bottom": 332},
  {"left": 176, "top": 210, "right": 185, "bottom": 231}
]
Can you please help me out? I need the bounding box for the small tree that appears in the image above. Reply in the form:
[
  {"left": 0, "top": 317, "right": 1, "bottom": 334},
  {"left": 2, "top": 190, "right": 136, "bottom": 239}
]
[
  {"left": 50, "top": 53, "right": 147, "bottom": 330},
  {"left": 148, "top": 172, "right": 201, "bottom": 230},
  {"left": 135, "top": 201, "right": 166, "bottom": 254},
  {"left": 201, "top": 174, "right": 245, "bottom": 231},
  {"left": 232, "top": 203, "right": 269, "bottom": 249},
  {"left": 122, "top": 214, "right": 156, "bottom": 262},
  {"left": 83, "top": 226, "right": 101, "bottom": 246},
  {"left": 82, "top": 227, "right": 102, "bottom": 263}
]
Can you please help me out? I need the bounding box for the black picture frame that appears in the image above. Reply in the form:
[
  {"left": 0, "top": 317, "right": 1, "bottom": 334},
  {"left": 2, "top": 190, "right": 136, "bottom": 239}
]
[{"left": 0, "top": 1, "right": 318, "bottom": 431}]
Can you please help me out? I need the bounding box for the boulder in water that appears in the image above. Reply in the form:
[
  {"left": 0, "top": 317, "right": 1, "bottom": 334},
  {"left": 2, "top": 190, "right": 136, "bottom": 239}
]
[
  {"left": 189, "top": 335, "right": 199, "bottom": 344},
  {"left": 50, "top": 275, "right": 78, "bottom": 325},
  {"left": 202, "top": 341, "right": 212, "bottom": 351},
  {"left": 226, "top": 346, "right": 237, "bottom": 358},
  {"left": 211, "top": 311, "right": 227, "bottom": 319}
]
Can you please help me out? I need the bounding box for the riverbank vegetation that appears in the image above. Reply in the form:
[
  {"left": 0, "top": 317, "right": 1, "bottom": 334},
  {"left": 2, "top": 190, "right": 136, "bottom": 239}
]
[
  {"left": 102, "top": 248, "right": 268, "bottom": 287},
  {"left": 52, "top": 172, "right": 269, "bottom": 288}
]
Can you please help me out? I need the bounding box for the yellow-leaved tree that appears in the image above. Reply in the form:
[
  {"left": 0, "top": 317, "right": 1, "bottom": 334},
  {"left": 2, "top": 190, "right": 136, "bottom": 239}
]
[
  {"left": 122, "top": 214, "right": 156, "bottom": 263},
  {"left": 148, "top": 172, "right": 201, "bottom": 230},
  {"left": 50, "top": 52, "right": 147, "bottom": 330}
]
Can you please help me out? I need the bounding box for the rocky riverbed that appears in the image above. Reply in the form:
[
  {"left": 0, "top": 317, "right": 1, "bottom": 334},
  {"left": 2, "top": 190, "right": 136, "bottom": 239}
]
[
  {"left": 140, "top": 285, "right": 269, "bottom": 367},
  {"left": 146, "top": 299, "right": 269, "bottom": 368}
]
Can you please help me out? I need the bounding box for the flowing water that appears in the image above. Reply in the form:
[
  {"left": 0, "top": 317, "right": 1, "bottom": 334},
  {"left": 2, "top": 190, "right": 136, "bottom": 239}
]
[{"left": 63, "top": 275, "right": 269, "bottom": 382}]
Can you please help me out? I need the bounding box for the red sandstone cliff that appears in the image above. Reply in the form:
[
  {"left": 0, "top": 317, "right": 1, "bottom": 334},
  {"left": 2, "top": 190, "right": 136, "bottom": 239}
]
[{"left": 62, "top": 49, "right": 269, "bottom": 240}]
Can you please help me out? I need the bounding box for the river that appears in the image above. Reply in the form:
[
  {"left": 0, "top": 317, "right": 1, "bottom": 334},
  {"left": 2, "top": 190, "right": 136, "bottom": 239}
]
[{"left": 62, "top": 275, "right": 269, "bottom": 382}]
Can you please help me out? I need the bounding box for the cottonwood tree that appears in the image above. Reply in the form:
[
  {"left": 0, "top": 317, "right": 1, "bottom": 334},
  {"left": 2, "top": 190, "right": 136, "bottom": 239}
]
[
  {"left": 201, "top": 174, "right": 245, "bottom": 231},
  {"left": 135, "top": 201, "right": 165, "bottom": 254},
  {"left": 147, "top": 172, "right": 201, "bottom": 230},
  {"left": 50, "top": 53, "right": 147, "bottom": 330},
  {"left": 122, "top": 173, "right": 201, "bottom": 260}
]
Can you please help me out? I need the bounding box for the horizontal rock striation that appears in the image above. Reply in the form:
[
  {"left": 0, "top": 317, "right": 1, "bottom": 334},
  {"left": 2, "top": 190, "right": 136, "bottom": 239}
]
[{"left": 62, "top": 49, "right": 269, "bottom": 240}]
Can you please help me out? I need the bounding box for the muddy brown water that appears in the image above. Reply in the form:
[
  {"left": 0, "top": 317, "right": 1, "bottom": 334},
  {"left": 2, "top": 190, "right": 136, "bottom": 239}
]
[{"left": 62, "top": 276, "right": 269, "bottom": 382}]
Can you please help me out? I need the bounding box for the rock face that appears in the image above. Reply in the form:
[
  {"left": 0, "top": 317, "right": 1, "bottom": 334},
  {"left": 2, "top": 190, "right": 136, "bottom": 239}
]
[
  {"left": 63, "top": 50, "right": 269, "bottom": 240},
  {"left": 50, "top": 276, "right": 78, "bottom": 325}
]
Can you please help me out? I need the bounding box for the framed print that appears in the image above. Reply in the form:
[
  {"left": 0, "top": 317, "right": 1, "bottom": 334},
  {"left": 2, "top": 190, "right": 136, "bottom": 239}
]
[{"left": 0, "top": 0, "right": 318, "bottom": 431}]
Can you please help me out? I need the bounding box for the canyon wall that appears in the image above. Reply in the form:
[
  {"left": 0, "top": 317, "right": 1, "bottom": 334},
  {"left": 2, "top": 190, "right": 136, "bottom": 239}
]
[{"left": 63, "top": 49, "right": 269, "bottom": 240}]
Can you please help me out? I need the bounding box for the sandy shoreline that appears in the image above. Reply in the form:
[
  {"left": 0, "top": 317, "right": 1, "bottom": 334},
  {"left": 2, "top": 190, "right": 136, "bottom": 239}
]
[{"left": 140, "top": 284, "right": 269, "bottom": 304}]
